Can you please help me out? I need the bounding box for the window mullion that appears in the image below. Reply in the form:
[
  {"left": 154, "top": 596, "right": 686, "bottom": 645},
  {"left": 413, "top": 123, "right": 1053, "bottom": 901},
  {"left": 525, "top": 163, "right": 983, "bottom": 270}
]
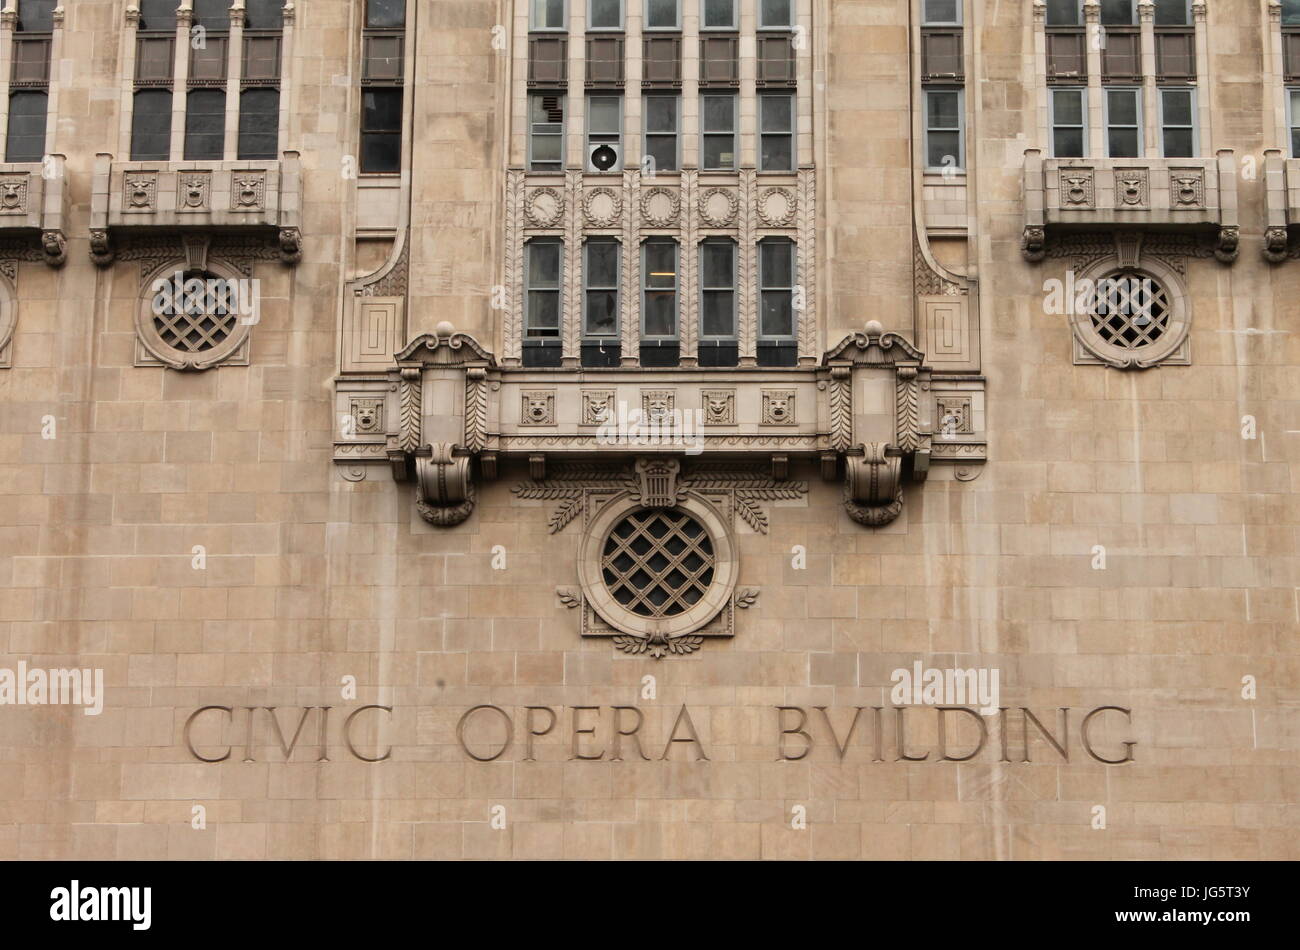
[
  {"left": 224, "top": 8, "right": 243, "bottom": 160},
  {"left": 171, "top": 6, "right": 192, "bottom": 161}
]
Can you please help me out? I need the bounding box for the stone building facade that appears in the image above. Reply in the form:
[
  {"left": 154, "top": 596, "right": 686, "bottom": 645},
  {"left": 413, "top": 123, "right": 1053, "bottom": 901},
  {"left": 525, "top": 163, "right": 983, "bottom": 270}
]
[{"left": 0, "top": 0, "right": 1296, "bottom": 859}]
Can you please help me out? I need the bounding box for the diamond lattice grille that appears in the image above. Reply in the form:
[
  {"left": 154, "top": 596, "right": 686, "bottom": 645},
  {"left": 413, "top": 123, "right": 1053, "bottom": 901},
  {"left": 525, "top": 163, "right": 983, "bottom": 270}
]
[
  {"left": 601, "top": 509, "right": 716, "bottom": 618},
  {"left": 154, "top": 270, "right": 238, "bottom": 353},
  {"left": 1088, "top": 273, "right": 1169, "bottom": 349}
]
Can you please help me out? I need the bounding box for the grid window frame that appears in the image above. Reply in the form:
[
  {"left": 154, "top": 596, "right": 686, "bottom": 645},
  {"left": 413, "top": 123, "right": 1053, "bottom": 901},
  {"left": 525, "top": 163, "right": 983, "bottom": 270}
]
[
  {"left": 758, "top": 91, "right": 795, "bottom": 172},
  {"left": 587, "top": 0, "right": 625, "bottom": 32},
  {"left": 699, "top": 239, "right": 738, "bottom": 341},
  {"left": 643, "top": 92, "right": 680, "bottom": 173},
  {"left": 583, "top": 238, "right": 621, "bottom": 339},
  {"left": 757, "top": 0, "right": 795, "bottom": 31},
  {"left": 644, "top": 0, "right": 682, "bottom": 32},
  {"left": 585, "top": 92, "right": 623, "bottom": 172},
  {"left": 700, "top": 91, "right": 737, "bottom": 170},
  {"left": 1104, "top": 86, "right": 1143, "bottom": 158},
  {"left": 528, "top": 91, "right": 566, "bottom": 173},
  {"left": 923, "top": 87, "right": 965, "bottom": 171},
  {"left": 525, "top": 239, "right": 564, "bottom": 339},
  {"left": 641, "top": 239, "right": 680, "bottom": 341},
  {"left": 1289, "top": 88, "right": 1300, "bottom": 158},
  {"left": 131, "top": 87, "right": 174, "bottom": 161},
  {"left": 758, "top": 238, "right": 797, "bottom": 342},
  {"left": 1050, "top": 87, "right": 1088, "bottom": 158},
  {"left": 701, "top": 0, "right": 737, "bottom": 31},
  {"left": 1158, "top": 87, "right": 1197, "bottom": 158},
  {"left": 922, "top": 0, "right": 962, "bottom": 27},
  {"left": 5, "top": 89, "right": 48, "bottom": 163}
]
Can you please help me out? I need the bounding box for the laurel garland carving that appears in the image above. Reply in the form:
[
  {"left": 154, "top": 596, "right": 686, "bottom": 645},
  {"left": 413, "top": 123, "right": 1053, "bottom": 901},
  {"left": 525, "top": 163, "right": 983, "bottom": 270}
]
[
  {"left": 503, "top": 170, "right": 523, "bottom": 362},
  {"left": 464, "top": 370, "right": 488, "bottom": 453},
  {"left": 583, "top": 186, "right": 622, "bottom": 227},
  {"left": 797, "top": 170, "right": 817, "bottom": 360},
  {"left": 738, "top": 170, "right": 757, "bottom": 361},
  {"left": 639, "top": 186, "right": 681, "bottom": 227},
  {"left": 398, "top": 368, "right": 421, "bottom": 453},
  {"left": 895, "top": 368, "right": 922, "bottom": 453},
  {"left": 562, "top": 171, "right": 582, "bottom": 362},
  {"left": 681, "top": 170, "right": 698, "bottom": 362},
  {"left": 698, "top": 187, "right": 739, "bottom": 227},
  {"left": 735, "top": 588, "right": 760, "bottom": 609},
  {"left": 829, "top": 368, "right": 852, "bottom": 452},
  {"left": 612, "top": 633, "right": 703, "bottom": 658}
]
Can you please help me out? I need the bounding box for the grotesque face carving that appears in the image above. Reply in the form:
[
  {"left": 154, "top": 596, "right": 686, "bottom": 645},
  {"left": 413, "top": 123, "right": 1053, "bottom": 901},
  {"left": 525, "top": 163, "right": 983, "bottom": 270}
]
[
  {"left": 127, "top": 178, "right": 154, "bottom": 207},
  {"left": 352, "top": 399, "right": 383, "bottom": 434},
  {"left": 0, "top": 180, "right": 24, "bottom": 209},
  {"left": 647, "top": 398, "right": 670, "bottom": 422},
  {"left": 762, "top": 390, "right": 796, "bottom": 425},
  {"left": 586, "top": 392, "right": 610, "bottom": 423},
  {"left": 522, "top": 392, "right": 555, "bottom": 425},
  {"left": 234, "top": 177, "right": 262, "bottom": 208},
  {"left": 707, "top": 397, "right": 729, "bottom": 420}
]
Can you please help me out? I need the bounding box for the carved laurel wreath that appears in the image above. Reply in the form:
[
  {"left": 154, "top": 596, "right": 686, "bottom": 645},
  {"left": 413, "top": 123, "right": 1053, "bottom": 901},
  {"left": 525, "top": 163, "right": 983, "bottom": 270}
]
[
  {"left": 582, "top": 186, "right": 622, "bottom": 227},
  {"left": 639, "top": 187, "right": 681, "bottom": 227},
  {"left": 698, "top": 187, "right": 739, "bottom": 228},
  {"left": 757, "top": 186, "right": 797, "bottom": 227}
]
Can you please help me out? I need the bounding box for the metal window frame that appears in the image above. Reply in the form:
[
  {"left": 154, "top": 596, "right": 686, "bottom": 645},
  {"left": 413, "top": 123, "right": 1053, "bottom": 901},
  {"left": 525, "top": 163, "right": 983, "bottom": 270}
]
[
  {"left": 586, "top": 0, "right": 625, "bottom": 32},
  {"left": 1289, "top": 88, "right": 1300, "bottom": 157},
  {"left": 700, "top": 0, "right": 737, "bottom": 31},
  {"left": 1049, "top": 86, "right": 1088, "bottom": 158},
  {"left": 1098, "top": 0, "right": 1137, "bottom": 26},
  {"left": 699, "top": 238, "right": 738, "bottom": 340},
  {"left": 582, "top": 238, "right": 621, "bottom": 338},
  {"left": 528, "top": 0, "right": 568, "bottom": 32},
  {"left": 1045, "top": 0, "right": 1084, "bottom": 27},
  {"left": 700, "top": 91, "right": 737, "bottom": 170},
  {"left": 642, "top": 92, "right": 680, "bottom": 172},
  {"left": 527, "top": 90, "right": 566, "bottom": 172},
  {"left": 1152, "top": 0, "right": 1192, "bottom": 26},
  {"left": 1158, "top": 86, "right": 1197, "bottom": 157},
  {"left": 1103, "top": 86, "right": 1143, "bottom": 158},
  {"left": 640, "top": 239, "right": 680, "bottom": 341},
  {"left": 757, "top": 91, "right": 795, "bottom": 171},
  {"left": 525, "top": 238, "right": 564, "bottom": 338},
  {"left": 922, "top": 86, "right": 965, "bottom": 171},
  {"left": 585, "top": 92, "right": 623, "bottom": 171},
  {"left": 643, "top": 0, "right": 682, "bottom": 32},
  {"left": 757, "top": 0, "right": 794, "bottom": 31},
  {"left": 757, "top": 238, "right": 797, "bottom": 342},
  {"left": 921, "top": 0, "right": 962, "bottom": 27}
]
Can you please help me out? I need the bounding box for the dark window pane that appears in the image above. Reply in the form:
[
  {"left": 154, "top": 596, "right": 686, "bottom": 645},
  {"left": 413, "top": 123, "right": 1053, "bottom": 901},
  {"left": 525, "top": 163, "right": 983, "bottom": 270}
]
[
  {"left": 923, "top": 0, "right": 959, "bottom": 23},
  {"left": 1054, "top": 90, "right": 1083, "bottom": 125},
  {"left": 703, "top": 0, "right": 734, "bottom": 28},
  {"left": 1162, "top": 90, "right": 1192, "bottom": 125},
  {"left": 131, "top": 89, "right": 173, "bottom": 160},
  {"left": 646, "top": 0, "right": 677, "bottom": 29},
  {"left": 1107, "top": 90, "right": 1138, "bottom": 124},
  {"left": 643, "top": 293, "right": 676, "bottom": 336},
  {"left": 761, "top": 134, "right": 793, "bottom": 170},
  {"left": 1286, "top": 0, "right": 1300, "bottom": 25},
  {"left": 243, "top": 36, "right": 282, "bottom": 81},
  {"left": 1099, "top": 0, "right": 1133, "bottom": 24},
  {"left": 189, "top": 36, "right": 228, "bottom": 81},
  {"left": 761, "top": 241, "right": 793, "bottom": 287},
  {"left": 17, "top": 0, "right": 56, "bottom": 32},
  {"left": 238, "top": 88, "right": 278, "bottom": 159},
  {"left": 586, "top": 241, "right": 618, "bottom": 286},
  {"left": 590, "top": 0, "right": 621, "bottom": 30},
  {"left": 1162, "top": 128, "right": 1193, "bottom": 157},
  {"left": 927, "top": 130, "right": 959, "bottom": 167},
  {"left": 644, "top": 243, "right": 675, "bottom": 287},
  {"left": 760, "top": 0, "right": 792, "bottom": 28},
  {"left": 193, "top": 0, "right": 231, "bottom": 30},
  {"left": 184, "top": 89, "right": 226, "bottom": 160},
  {"left": 136, "top": 36, "right": 175, "bottom": 82},
  {"left": 703, "top": 134, "right": 734, "bottom": 169},
  {"left": 245, "top": 0, "right": 285, "bottom": 31},
  {"left": 585, "top": 292, "right": 617, "bottom": 335},
  {"left": 1045, "top": 0, "right": 1080, "bottom": 26},
  {"left": 1053, "top": 128, "right": 1084, "bottom": 157},
  {"left": 527, "top": 293, "right": 560, "bottom": 334},
  {"left": 760, "top": 94, "right": 792, "bottom": 131},
  {"left": 11, "top": 38, "right": 51, "bottom": 84},
  {"left": 532, "top": 0, "right": 565, "bottom": 30},
  {"left": 702, "top": 243, "right": 733, "bottom": 287},
  {"left": 760, "top": 293, "right": 793, "bottom": 336},
  {"left": 1292, "top": 128, "right": 1300, "bottom": 159},
  {"left": 5, "top": 91, "right": 47, "bottom": 162},
  {"left": 366, "top": 0, "right": 406, "bottom": 29},
  {"left": 361, "top": 88, "right": 402, "bottom": 172},
  {"left": 1153, "top": 0, "right": 1188, "bottom": 25},
  {"left": 529, "top": 242, "right": 562, "bottom": 286},
  {"left": 139, "top": 0, "right": 180, "bottom": 31},
  {"left": 701, "top": 292, "right": 735, "bottom": 337},
  {"left": 1108, "top": 128, "right": 1139, "bottom": 158}
]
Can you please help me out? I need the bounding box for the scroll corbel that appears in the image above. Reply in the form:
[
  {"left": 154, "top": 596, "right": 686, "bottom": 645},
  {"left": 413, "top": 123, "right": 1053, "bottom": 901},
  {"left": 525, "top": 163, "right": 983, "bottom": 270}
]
[
  {"left": 415, "top": 442, "right": 475, "bottom": 526},
  {"left": 843, "top": 442, "right": 904, "bottom": 527}
]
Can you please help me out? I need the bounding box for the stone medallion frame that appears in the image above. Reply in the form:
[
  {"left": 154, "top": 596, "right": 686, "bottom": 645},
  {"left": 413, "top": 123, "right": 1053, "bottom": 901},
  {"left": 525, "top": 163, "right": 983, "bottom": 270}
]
[
  {"left": 135, "top": 258, "right": 253, "bottom": 370},
  {"left": 578, "top": 490, "right": 738, "bottom": 643},
  {"left": 1069, "top": 255, "right": 1189, "bottom": 369}
]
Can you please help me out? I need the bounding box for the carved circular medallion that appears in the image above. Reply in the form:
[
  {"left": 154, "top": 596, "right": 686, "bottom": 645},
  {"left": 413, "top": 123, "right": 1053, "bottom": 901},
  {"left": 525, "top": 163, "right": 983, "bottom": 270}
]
[
  {"left": 136, "top": 260, "right": 254, "bottom": 371},
  {"left": 579, "top": 495, "right": 736, "bottom": 638},
  {"left": 640, "top": 187, "right": 681, "bottom": 228},
  {"left": 583, "top": 186, "right": 622, "bottom": 227},
  {"left": 524, "top": 187, "right": 564, "bottom": 228},
  {"left": 757, "top": 186, "right": 797, "bottom": 227},
  {"left": 1068, "top": 259, "right": 1189, "bottom": 370},
  {"left": 698, "top": 187, "right": 739, "bottom": 228}
]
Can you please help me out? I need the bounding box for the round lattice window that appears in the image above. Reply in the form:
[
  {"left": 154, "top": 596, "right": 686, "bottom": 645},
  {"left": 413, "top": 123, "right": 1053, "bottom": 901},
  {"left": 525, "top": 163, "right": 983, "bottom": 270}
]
[
  {"left": 579, "top": 495, "right": 737, "bottom": 638},
  {"left": 1088, "top": 272, "right": 1169, "bottom": 349},
  {"left": 137, "top": 261, "right": 254, "bottom": 370},
  {"left": 601, "top": 509, "right": 716, "bottom": 618},
  {"left": 154, "top": 270, "right": 238, "bottom": 353},
  {"left": 1068, "top": 259, "right": 1190, "bottom": 370}
]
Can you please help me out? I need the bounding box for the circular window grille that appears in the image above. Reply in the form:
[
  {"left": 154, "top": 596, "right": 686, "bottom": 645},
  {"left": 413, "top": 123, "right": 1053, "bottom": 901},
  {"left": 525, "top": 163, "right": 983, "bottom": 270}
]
[
  {"left": 1088, "top": 272, "right": 1170, "bottom": 349},
  {"left": 600, "top": 509, "right": 716, "bottom": 618},
  {"left": 153, "top": 270, "right": 239, "bottom": 353}
]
